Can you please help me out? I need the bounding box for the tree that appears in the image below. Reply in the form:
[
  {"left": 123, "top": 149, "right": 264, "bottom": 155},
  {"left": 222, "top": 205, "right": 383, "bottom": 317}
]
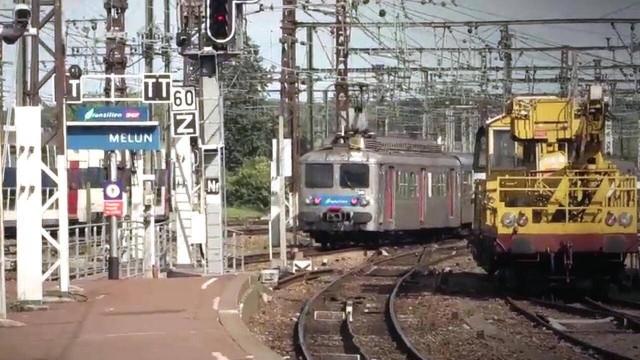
[
  {"left": 226, "top": 156, "right": 270, "bottom": 211},
  {"left": 220, "top": 40, "right": 274, "bottom": 171}
]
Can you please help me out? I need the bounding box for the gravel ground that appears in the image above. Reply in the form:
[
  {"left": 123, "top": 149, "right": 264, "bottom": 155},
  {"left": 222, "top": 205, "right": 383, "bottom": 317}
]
[
  {"left": 246, "top": 250, "right": 373, "bottom": 358},
  {"left": 395, "top": 254, "right": 593, "bottom": 360}
]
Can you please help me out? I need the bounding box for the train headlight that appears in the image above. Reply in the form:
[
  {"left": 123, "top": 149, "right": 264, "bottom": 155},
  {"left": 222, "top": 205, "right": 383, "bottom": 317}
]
[
  {"left": 313, "top": 197, "right": 322, "bottom": 206},
  {"left": 619, "top": 212, "right": 633, "bottom": 228},
  {"left": 501, "top": 212, "right": 517, "bottom": 228},
  {"left": 305, "top": 196, "right": 313, "bottom": 205},
  {"left": 605, "top": 212, "right": 617, "bottom": 227},
  {"left": 350, "top": 197, "right": 359, "bottom": 206},
  {"left": 359, "top": 196, "right": 370, "bottom": 207},
  {"left": 516, "top": 212, "right": 528, "bottom": 227}
]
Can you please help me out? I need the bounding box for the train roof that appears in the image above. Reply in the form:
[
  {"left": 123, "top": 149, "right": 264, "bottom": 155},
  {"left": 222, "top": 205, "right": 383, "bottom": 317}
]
[{"left": 300, "top": 146, "right": 466, "bottom": 168}]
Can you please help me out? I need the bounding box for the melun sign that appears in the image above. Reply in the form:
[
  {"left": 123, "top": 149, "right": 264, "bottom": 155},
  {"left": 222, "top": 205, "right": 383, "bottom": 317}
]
[
  {"left": 67, "top": 105, "right": 160, "bottom": 151},
  {"left": 67, "top": 126, "right": 160, "bottom": 151}
]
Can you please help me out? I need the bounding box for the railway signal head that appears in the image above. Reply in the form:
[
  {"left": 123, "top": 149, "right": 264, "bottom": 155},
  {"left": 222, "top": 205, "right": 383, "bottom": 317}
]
[
  {"left": 205, "top": 0, "right": 259, "bottom": 49},
  {"left": 0, "top": 4, "right": 32, "bottom": 45},
  {"left": 206, "top": 0, "right": 232, "bottom": 48}
]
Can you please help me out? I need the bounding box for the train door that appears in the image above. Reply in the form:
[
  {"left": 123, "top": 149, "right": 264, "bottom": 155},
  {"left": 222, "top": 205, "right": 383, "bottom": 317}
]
[
  {"left": 419, "top": 168, "right": 426, "bottom": 225},
  {"left": 384, "top": 166, "right": 395, "bottom": 224}
]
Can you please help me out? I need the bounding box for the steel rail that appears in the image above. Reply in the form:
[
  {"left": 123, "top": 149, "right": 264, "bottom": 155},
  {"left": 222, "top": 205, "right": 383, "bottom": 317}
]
[
  {"left": 584, "top": 297, "right": 640, "bottom": 331},
  {"left": 388, "top": 249, "right": 469, "bottom": 360},
  {"left": 275, "top": 268, "right": 334, "bottom": 289},
  {"left": 604, "top": 297, "right": 640, "bottom": 310},
  {"left": 506, "top": 297, "right": 636, "bottom": 360},
  {"left": 296, "top": 248, "right": 423, "bottom": 360}
]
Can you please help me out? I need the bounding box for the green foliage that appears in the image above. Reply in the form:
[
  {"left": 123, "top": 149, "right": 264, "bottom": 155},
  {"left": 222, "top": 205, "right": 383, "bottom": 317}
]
[
  {"left": 220, "top": 40, "right": 275, "bottom": 171},
  {"left": 227, "top": 207, "right": 265, "bottom": 220},
  {"left": 226, "top": 157, "right": 270, "bottom": 211}
]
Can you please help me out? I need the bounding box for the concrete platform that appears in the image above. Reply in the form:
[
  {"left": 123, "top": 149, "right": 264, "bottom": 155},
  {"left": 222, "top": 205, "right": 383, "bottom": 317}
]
[{"left": 0, "top": 276, "right": 260, "bottom": 360}]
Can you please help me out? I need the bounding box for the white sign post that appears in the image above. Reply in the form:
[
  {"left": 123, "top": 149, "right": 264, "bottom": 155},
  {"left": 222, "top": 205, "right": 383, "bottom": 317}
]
[{"left": 171, "top": 86, "right": 200, "bottom": 138}]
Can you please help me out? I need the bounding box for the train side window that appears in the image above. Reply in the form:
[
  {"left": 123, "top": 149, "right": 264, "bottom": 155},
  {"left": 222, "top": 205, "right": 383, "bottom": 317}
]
[
  {"left": 445, "top": 172, "right": 450, "bottom": 193},
  {"left": 432, "top": 173, "right": 446, "bottom": 197},
  {"left": 305, "top": 164, "right": 334, "bottom": 188},
  {"left": 408, "top": 172, "right": 417, "bottom": 198},
  {"left": 400, "top": 172, "right": 410, "bottom": 199},
  {"left": 462, "top": 171, "right": 473, "bottom": 195}
]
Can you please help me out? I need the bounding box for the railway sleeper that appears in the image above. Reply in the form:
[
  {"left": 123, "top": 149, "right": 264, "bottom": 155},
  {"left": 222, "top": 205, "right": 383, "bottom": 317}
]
[
  {"left": 314, "top": 310, "right": 346, "bottom": 321},
  {"left": 546, "top": 316, "right": 615, "bottom": 331},
  {"left": 312, "top": 353, "right": 361, "bottom": 360}
]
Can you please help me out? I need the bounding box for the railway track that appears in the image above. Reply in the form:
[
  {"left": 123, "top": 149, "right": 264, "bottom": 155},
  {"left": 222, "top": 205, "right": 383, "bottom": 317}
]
[
  {"left": 296, "top": 240, "right": 467, "bottom": 360},
  {"left": 507, "top": 297, "right": 640, "bottom": 360},
  {"left": 243, "top": 245, "right": 366, "bottom": 265}
]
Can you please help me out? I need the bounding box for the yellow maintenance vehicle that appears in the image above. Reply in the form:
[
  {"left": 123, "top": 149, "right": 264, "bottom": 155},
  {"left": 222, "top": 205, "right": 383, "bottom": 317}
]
[{"left": 471, "top": 85, "right": 638, "bottom": 286}]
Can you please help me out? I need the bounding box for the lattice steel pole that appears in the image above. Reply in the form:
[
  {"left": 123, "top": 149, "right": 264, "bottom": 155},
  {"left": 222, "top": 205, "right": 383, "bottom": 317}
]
[
  {"left": 280, "top": 0, "right": 298, "bottom": 247},
  {"left": 335, "top": 0, "right": 349, "bottom": 131},
  {"left": 499, "top": 25, "right": 512, "bottom": 102}
]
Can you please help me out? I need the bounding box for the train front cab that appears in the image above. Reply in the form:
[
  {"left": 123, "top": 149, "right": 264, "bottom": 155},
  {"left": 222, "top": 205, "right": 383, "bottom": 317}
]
[
  {"left": 299, "top": 159, "right": 377, "bottom": 247},
  {"left": 471, "top": 120, "right": 638, "bottom": 282}
]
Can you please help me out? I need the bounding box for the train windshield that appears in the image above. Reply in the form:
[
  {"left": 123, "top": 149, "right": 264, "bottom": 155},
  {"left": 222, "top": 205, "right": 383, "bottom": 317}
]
[
  {"left": 491, "top": 129, "right": 516, "bottom": 168},
  {"left": 340, "top": 164, "right": 369, "bottom": 188},
  {"left": 305, "top": 164, "right": 333, "bottom": 188}
]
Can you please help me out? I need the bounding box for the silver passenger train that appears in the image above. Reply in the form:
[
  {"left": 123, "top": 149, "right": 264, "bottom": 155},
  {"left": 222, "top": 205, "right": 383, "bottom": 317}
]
[{"left": 298, "top": 132, "right": 474, "bottom": 248}]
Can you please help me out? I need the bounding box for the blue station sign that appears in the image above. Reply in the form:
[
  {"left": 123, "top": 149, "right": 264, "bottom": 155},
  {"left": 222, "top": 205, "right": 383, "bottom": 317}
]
[
  {"left": 75, "top": 106, "right": 149, "bottom": 122},
  {"left": 67, "top": 125, "right": 161, "bottom": 151}
]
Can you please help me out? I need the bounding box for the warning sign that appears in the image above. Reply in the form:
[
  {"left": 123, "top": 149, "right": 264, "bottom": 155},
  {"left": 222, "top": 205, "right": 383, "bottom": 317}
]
[
  {"left": 293, "top": 260, "right": 312, "bottom": 273},
  {"left": 104, "top": 200, "right": 123, "bottom": 217}
]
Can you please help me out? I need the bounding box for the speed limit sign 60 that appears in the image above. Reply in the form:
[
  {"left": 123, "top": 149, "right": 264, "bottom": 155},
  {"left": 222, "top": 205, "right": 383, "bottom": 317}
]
[{"left": 171, "top": 87, "right": 197, "bottom": 112}]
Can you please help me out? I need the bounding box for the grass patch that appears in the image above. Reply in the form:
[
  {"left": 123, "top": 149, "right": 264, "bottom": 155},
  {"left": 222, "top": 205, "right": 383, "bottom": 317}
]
[{"left": 227, "top": 206, "right": 265, "bottom": 220}]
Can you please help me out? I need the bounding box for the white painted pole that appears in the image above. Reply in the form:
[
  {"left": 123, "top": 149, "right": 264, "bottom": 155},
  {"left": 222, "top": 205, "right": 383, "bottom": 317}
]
[
  {"left": 174, "top": 137, "right": 193, "bottom": 265},
  {"left": 0, "top": 110, "right": 6, "bottom": 319},
  {"left": 56, "top": 155, "right": 69, "bottom": 293},
  {"left": 16, "top": 106, "right": 43, "bottom": 302},
  {"left": 108, "top": 151, "right": 119, "bottom": 280},
  {"left": 131, "top": 152, "right": 144, "bottom": 261},
  {"left": 143, "top": 179, "right": 156, "bottom": 278},
  {"left": 278, "top": 116, "right": 287, "bottom": 269}
]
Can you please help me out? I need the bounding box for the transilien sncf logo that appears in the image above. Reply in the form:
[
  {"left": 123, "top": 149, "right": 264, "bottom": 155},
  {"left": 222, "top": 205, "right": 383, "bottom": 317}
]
[{"left": 83, "top": 108, "right": 142, "bottom": 121}]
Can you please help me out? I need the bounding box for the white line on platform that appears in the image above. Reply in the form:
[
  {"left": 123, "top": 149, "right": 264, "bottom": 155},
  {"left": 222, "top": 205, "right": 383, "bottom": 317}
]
[
  {"left": 218, "top": 309, "right": 239, "bottom": 314},
  {"left": 105, "top": 331, "right": 165, "bottom": 338},
  {"left": 201, "top": 277, "right": 218, "bottom": 290},
  {"left": 211, "top": 352, "right": 230, "bottom": 360},
  {"left": 212, "top": 297, "right": 220, "bottom": 311}
]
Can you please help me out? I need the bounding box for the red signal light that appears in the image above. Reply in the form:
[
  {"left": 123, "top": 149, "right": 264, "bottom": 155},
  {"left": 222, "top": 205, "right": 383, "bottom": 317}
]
[{"left": 215, "top": 13, "right": 226, "bottom": 22}]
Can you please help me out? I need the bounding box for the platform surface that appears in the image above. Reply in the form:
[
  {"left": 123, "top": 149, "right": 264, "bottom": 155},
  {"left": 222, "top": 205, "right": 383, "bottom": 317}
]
[{"left": 0, "top": 276, "right": 252, "bottom": 360}]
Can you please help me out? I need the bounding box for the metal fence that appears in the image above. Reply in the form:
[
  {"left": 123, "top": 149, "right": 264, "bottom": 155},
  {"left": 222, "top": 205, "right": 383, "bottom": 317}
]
[
  {"left": 117, "top": 219, "right": 176, "bottom": 278},
  {"left": 39, "top": 219, "right": 176, "bottom": 281},
  {"left": 44, "top": 222, "right": 108, "bottom": 281}
]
